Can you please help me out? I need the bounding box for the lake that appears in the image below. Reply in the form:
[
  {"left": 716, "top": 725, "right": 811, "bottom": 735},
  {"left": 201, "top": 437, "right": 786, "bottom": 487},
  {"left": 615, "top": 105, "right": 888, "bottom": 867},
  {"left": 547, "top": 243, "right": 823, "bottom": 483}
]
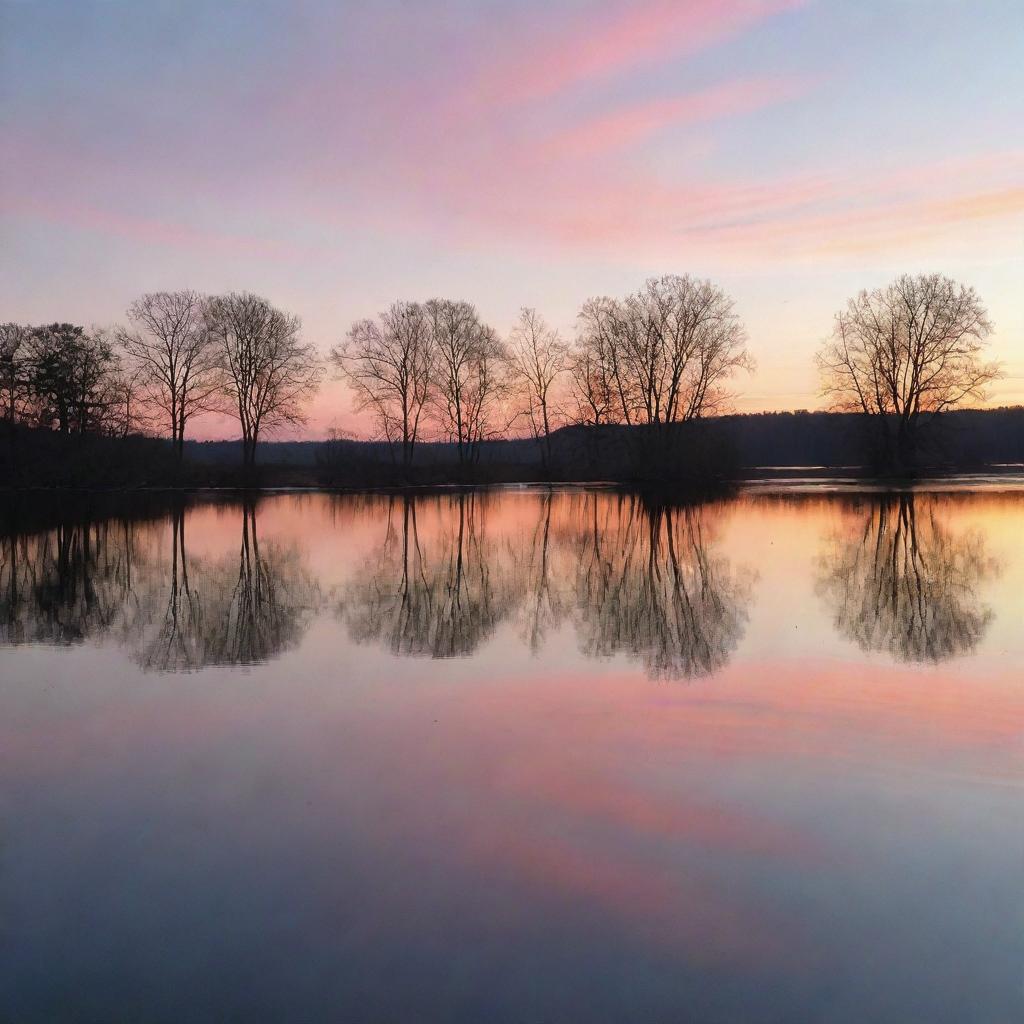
[{"left": 1, "top": 486, "right": 1022, "bottom": 1022}]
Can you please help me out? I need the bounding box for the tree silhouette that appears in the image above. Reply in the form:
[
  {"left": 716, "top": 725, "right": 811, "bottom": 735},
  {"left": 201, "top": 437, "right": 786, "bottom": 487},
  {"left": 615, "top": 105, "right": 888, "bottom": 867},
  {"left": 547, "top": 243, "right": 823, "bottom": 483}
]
[
  {"left": 206, "top": 293, "right": 323, "bottom": 467},
  {"left": 817, "top": 274, "right": 999, "bottom": 471}
]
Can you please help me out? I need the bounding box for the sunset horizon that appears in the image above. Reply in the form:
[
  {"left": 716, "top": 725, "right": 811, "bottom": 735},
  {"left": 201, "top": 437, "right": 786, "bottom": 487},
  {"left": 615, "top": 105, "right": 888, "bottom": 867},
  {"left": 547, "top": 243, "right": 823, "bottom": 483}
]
[
  {"left": 3, "top": 7, "right": 1024, "bottom": 1022},
  {"left": 3, "top": 1, "right": 1022, "bottom": 441}
]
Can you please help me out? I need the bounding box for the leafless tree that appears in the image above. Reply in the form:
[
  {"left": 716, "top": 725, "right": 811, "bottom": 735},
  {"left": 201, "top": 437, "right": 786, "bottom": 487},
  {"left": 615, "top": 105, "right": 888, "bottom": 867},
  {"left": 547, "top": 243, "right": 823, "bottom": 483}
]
[
  {"left": 105, "top": 360, "right": 150, "bottom": 439},
  {"left": 426, "top": 299, "right": 508, "bottom": 468},
  {"left": 568, "top": 305, "right": 616, "bottom": 427},
  {"left": 573, "top": 297, "right": 631, "bottom": 425},
  {"left": 119, "top": 290, "right": 222, "bottom": 457},
  {"left": 505, "top": 307, "right": 568, "bottom": 469},
  {"left": 205, "top": 292, "right": 323, "bottom": 467},
  {"left": 333, "top": 301, "right": 434, "bottom": 469},
  {"left": 570, "top": 277, "right": 751, "bottom": 430},
  {"left": 817, "top": 273, "right": 999, "bottom": 468},
  {"left": 0, "top": 323, "right": 30, "bottom": 423}
]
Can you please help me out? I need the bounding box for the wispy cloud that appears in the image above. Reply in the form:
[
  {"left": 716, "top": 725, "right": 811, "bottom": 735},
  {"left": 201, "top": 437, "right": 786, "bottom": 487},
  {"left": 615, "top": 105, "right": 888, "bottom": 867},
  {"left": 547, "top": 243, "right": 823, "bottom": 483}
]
[
  {"left": 540, "top": 75, "right": 812, "bottom": 159},
  {"left": 7, "top": 194, "right": 306, "bottom": 262},
  {"left": 473, "top": 0, "right": 808, "bottom": 106},
  {"left": 4, "top": 0, "right": 1023, "bottom": 420}
]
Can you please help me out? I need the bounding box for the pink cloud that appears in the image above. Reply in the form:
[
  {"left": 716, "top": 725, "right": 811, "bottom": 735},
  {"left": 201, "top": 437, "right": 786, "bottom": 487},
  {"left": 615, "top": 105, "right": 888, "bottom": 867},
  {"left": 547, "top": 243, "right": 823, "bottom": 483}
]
[
  {"left": 475, "top": 0, "right": 808, "bottom": 106},
  {"left": 8, "top": 194, "right": 307, "bottom": 262},
  {"left": 540, "top": 74, "right": 813, "bottom": 159},
  {"left": 7, "top": 0, "right": 1019, "bottom": 281},
  {"left": 445, "top": 148, "right": 1024, "bottom": 263}
]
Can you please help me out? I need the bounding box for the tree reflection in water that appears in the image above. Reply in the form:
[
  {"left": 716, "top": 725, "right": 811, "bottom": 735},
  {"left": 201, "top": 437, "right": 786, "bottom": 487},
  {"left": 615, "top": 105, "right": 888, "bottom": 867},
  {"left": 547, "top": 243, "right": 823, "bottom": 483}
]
[
  {"left": 570, "top": 494, "right": 753, "bottom": 680},
  {"left": 817, "top": 494, "right": 997, "bottom": 662},
  {"left": 2, "top": 492, "right": 754, "bottom": 679},
  {"left": 343, "top": 491, "right": 752, "bottom": 681},
  {"left": 0, "top": 518, "right": 141, "bottom": 646},
  {"left": 0, "top": 500, "right": 318, "bottom": 670},
  {"left": 343, "top": 493, "right": 524, "bottom": 658},
  {"left": 131, "top": 506, "right": 205, "bottom": 671},
  {"left": 518, "top": 491, "right": 571, "bottom": 654},
  {"left": 133, "top": 501, "right": 320, "bottom": 669}
]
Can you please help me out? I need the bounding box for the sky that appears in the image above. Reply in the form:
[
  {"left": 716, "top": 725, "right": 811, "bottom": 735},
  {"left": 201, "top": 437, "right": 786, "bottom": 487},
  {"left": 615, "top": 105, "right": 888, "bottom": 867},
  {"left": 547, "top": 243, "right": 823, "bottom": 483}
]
[{"left": 2, "top": 0, "right": 1023, "bottom": 439}]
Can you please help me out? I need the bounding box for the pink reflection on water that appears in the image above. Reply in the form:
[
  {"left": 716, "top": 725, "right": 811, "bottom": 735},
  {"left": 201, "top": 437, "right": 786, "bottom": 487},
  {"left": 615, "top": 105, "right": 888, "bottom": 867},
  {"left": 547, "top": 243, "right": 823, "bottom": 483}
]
[{"left": 3, "top": 489, "right": 1023, "bottom": 980}]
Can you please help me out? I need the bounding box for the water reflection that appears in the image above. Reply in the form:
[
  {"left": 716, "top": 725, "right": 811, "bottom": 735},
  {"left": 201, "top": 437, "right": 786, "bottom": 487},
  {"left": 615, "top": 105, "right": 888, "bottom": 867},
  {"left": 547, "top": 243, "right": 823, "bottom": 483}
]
[
  {"left": 0, "top": 518, "right": 142, "bottom": 646},
  {"left": 570, "top": 497, "right": 753, "bottom": 680},
  {"left": 519, "top": 492, "right": 569, "bottom": 653},
  {"left": 0, "top": 488, "right": 1006, "bottom": 675},
  {"left": 0, "top": 499, "right": 319, "bottom": 669},
  {"left": 341, "top": 491, "right": 751, "bottom": 680},
  {"left": 816, "top": 494, "right": 998, "bottom": 662},
  {"left": 130, "top": 507, "right": 204, "bottom": 671},
  {"left": 343, "top": 493, "right": 525, "bottom": 657},
  {"left": 2, "top": 488, "right": 1020, "bottom": 1023}
]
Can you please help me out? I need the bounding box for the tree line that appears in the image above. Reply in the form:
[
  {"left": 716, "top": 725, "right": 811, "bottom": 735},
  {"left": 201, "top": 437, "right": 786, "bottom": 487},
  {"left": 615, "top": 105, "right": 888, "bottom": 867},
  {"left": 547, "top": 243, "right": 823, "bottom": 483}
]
[
  {"left": 1, "top": 271, "right": 1001, "bottom": 475},
  {"left": 0, "top": 291, "right": 322, "bottom": 467},
  {"left": 338, "top": 270, "right": 1001, "bottom": 475},
  {"left": 335, "top": 275, "right": 753, "bottom": 473}
]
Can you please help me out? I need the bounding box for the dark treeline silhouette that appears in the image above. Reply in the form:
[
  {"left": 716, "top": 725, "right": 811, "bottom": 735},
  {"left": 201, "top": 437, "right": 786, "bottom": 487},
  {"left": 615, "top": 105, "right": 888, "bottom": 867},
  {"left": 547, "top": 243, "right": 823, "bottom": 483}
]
[
  {"left": 204, "top": 406, "right": 1024, "bottom": 483},
  {"left": 1, "top": 489, "right": 998, "bottom": 676},
  {"left": 6, "top": 405, "right": 1022, "bottom": 490},
  {"left": 332, "top": 276, "right": 752, "bottom": 485},
  {"left": 3, "top": 271, "right": 1008, "bottom": 487},
  {"left": 1, "top": 290, "right": 322, "bottom": 482}
]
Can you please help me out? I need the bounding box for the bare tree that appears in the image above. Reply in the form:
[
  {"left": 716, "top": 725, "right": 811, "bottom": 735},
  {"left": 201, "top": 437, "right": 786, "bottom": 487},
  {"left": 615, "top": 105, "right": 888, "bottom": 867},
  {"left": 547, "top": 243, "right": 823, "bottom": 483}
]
[
  {"left": 333, "top": 301, "right": 434, "bottom": 470},
  {"left": 573, "top": 296, "right": 631, "bottom": 425},
  {"left": 568, "top": 306, "right": 616, "bottom": 427},
  {"left": 817, "top": 273, "right": 999, "bottom": 469},
  {"left": 465, "top": 325, "right": 511, "bottom": 460},
  {"left": 120, "top": 290, "right": 222, "bottom": 457},
  {"left": 105, "top": 361, "right": 149, "bottom": 439},
  {"left": 426, "top": 299, "right": 508, "bottom": 469},
  {"left": 205, "top": 292, "right": 323, "bottom": 467},
  {"left": 505, "top": 307, "right": 567, "bottom": 469},
  {"left": 570, "top": 277, "right": 751, "bottom": 430}
]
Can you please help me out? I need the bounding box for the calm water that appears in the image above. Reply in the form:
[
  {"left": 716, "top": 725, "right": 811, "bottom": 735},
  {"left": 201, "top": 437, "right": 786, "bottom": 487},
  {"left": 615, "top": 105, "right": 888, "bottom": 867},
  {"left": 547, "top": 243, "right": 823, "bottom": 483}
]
[{"left": 1, "top": 486, "right": 1022, "bottom": 1022}]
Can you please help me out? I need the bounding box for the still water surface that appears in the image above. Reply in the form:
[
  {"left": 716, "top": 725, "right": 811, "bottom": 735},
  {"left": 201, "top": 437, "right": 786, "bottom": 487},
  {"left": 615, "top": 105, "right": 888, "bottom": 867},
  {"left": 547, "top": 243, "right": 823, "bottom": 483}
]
[{"left": 1, "top": 487, "right": 1022, "bottom": 1021}]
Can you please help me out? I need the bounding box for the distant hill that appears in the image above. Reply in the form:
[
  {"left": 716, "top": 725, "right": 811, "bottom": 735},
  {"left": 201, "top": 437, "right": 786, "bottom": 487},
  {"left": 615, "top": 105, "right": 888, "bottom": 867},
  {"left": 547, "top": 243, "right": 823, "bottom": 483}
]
[
  {"left": 6, "top": 407, "right": 1022, "bottom": 490},
  {"left": 184, "top": 407, "right": 1024, "bottom": 472}
]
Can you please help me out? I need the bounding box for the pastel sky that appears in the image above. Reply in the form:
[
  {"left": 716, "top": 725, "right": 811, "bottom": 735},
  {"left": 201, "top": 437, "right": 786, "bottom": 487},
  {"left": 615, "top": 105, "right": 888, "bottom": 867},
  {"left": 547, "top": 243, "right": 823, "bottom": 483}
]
[{"left": 2, "top": 0, "right": 1023, "bottom": 438}]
